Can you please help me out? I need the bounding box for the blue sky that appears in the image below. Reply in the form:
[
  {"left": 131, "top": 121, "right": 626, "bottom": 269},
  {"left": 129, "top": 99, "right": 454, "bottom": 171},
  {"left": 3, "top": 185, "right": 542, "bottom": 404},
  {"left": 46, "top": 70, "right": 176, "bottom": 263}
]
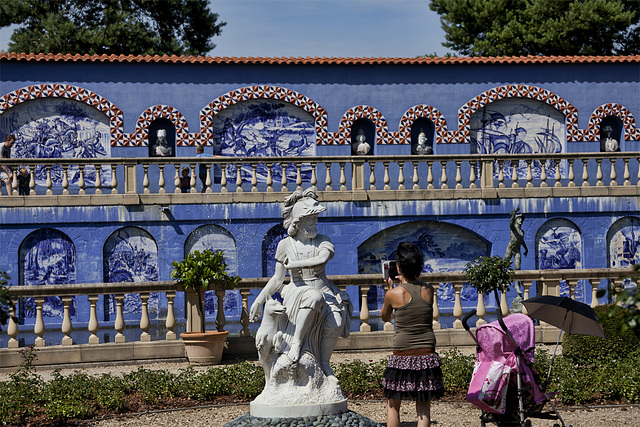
[{"left": 0, "top": 0, "right": 452, "bottom": 57}]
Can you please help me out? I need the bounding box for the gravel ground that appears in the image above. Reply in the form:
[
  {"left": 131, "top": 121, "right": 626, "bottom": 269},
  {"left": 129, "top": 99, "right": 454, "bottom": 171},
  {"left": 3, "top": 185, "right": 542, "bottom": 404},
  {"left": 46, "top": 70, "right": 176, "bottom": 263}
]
[{"left": 4, "top": 347, "right": 639, "bottom": 426}]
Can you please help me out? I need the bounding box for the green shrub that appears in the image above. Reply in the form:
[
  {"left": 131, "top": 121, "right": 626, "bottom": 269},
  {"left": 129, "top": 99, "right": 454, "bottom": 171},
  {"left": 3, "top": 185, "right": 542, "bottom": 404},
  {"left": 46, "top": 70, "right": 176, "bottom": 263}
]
[
  {"left": 440, "top": 347, "right": 475, "bottom": 392},
  {"left": 334, "top": 359, "right": 379, "bottom": 395},
  {"left": 122, "top": 367, "right": 181, "bottom": 403},
  {"left": 226, "top": 362, "right": 265, "bottom": 398},
  {"left": 563, "top": 304, "right": 640, "bottom": 366}
]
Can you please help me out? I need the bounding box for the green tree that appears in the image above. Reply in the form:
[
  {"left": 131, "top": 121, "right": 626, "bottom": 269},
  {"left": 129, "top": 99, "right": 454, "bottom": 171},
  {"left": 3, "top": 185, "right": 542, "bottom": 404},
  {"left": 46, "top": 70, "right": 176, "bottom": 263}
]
[
  {"left": 429, "top": 0, "right": 639, "bottom": 56},
  {"left": 0, "top": 0, "right": 225, "bottom": 55}
]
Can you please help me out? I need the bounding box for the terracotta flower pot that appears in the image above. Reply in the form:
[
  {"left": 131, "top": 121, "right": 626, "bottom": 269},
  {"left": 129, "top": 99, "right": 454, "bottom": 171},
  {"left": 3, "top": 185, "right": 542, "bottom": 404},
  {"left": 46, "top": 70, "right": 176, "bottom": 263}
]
[{"left": 180, "top": 330, "right": 229, "bottom": 365}]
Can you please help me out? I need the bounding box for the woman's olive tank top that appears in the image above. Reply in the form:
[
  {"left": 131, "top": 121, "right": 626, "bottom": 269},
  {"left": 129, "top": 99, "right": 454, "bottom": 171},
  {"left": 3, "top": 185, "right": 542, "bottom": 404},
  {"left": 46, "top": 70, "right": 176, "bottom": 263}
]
[{"left": 392, "top": 281, "right": 436, "bottom": 350}]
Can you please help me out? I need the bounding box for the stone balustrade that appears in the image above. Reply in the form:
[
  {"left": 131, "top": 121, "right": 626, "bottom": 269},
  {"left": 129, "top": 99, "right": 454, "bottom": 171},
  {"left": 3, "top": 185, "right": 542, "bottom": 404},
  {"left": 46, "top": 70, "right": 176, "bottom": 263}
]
[{"left": 1, "top": 153, "right": 639, "bottom": 206}]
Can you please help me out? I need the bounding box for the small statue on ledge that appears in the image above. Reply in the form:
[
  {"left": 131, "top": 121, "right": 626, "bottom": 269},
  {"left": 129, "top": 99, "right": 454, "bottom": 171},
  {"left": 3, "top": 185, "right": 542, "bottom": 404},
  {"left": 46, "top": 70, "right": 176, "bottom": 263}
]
[
  {"left": 415, "top": 130, "right": 432, "bottom": 155},
  {"left": 602, "top": 124, "right": 619, "bottom": 152},
  {"left": 355, "top": 129, "right": 371, "bottom": 155},
  {"left": 504, "top": 207, "right": 528, "bottom": 312}
]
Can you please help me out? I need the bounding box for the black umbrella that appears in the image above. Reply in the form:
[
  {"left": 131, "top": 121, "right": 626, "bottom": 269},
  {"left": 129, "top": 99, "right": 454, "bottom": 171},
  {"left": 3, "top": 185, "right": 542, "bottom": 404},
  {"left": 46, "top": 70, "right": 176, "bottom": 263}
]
[
  {"left": 523, "top": 295, "right": 605, "bottom": 387},
  {"left": 523, "top": 295, "right": 605, "bottom": 338}
]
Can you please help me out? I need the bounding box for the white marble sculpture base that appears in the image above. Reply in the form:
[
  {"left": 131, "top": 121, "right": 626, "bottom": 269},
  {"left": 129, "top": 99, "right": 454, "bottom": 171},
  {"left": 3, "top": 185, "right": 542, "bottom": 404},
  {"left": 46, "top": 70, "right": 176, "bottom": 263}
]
[{"left": 250, "top": 399, "right": 348, "bottom": 419}]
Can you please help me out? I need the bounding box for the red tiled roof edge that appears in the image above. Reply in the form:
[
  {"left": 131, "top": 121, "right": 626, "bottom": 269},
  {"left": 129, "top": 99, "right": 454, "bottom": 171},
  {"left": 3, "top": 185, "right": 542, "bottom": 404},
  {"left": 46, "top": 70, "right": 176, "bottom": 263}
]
[{"left": 0, "top": 52, "right": 638, "bottom": 65}]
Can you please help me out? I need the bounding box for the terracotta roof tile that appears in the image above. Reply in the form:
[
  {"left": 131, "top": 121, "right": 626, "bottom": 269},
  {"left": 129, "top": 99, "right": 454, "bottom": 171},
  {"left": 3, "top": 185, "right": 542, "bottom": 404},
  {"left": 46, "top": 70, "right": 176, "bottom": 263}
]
[{"left": 0, "top": 52, "right": 637, "bottom": 65}]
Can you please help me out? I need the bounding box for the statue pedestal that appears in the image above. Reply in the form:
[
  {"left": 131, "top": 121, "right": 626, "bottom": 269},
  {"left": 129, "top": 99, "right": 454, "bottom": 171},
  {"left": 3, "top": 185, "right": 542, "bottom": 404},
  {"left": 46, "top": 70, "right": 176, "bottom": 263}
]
[{"left": 250, "top": 399, "right": 348, "bottom": 419}]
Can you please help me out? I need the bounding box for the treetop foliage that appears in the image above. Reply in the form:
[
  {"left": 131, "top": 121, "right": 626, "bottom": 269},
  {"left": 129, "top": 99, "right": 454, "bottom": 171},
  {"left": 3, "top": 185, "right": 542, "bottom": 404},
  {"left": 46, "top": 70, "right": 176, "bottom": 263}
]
[
  {"left": 429, "top": 0, "right": 639, "bottom": 56},
  {"left": 0, "top": 0, "right": 225, "bottom": 56}
]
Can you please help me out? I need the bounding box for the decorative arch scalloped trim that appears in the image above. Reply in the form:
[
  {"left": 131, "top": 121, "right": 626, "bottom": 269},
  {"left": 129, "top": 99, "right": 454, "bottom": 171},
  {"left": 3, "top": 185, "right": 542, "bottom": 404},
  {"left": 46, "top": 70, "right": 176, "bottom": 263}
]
[
  {"left": 200, "top": 85, "right": 329, "bottom": 145},
  {"left": 0, "top": 84, "right": 125, "bottom": 146},
  {"left": 399, "top": 105, "right": 448, "bottom": 144},
  {"left": 338, "top": 105, "right": 390, "bottom": 145},
  {"left": 134, "top": 105, "right": 192, "bottom": 147},
  {"left": 585, "top": 103, "right": 640, "bottom": 142},
  {"left": 458, "top": 85, "right": 579, "bottom": 143}
]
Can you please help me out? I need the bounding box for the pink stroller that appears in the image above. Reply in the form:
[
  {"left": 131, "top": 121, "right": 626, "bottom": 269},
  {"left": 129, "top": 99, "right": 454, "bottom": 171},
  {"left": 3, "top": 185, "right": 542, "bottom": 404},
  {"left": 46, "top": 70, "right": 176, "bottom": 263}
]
[{"left": 463, "top": 310, "right": 571, "bottom": 427}]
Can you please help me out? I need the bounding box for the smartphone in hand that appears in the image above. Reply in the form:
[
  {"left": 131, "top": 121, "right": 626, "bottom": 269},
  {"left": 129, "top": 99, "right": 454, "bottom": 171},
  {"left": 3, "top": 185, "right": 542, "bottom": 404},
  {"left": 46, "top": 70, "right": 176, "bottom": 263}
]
[{"left": 381, "top": 260, "right": 398, "bottom": 281}]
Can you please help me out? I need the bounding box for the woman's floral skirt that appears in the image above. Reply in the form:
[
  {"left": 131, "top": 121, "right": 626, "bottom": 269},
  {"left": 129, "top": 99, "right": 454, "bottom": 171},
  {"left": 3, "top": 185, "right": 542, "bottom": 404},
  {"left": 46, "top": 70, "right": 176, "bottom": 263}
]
[{"left": 382, "top": 353, "right": 445, "bottom": 402}]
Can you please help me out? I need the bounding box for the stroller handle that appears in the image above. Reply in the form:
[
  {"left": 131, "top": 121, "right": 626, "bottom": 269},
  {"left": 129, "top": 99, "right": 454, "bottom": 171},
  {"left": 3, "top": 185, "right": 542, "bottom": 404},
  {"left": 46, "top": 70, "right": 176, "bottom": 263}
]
[{"left": 462, "top": 309, "right": 477, "bottom": 332}]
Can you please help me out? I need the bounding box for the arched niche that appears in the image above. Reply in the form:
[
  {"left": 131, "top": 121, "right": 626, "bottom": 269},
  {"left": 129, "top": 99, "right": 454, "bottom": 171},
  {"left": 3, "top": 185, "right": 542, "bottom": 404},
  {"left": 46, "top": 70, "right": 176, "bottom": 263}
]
[
  {"left": 149, "top": 117, "right": 176, "bottom": 157},
  {"left": 600, "top": 115, "right": 623, "bottom": 153},
  {"left": 608, "top": 217, "right": 640, "bottom": 269},
  {"left": 350, "top": 118, "right": 375, "bottom": 155},
  {"left": 411, "top": 117, "right": 434, "bottom": 155},
  {"left": 535, "top": 219, "right": 584, "bottom": 301},
  {"left": 103, "top": 227, "right": 159, "bottom": 317},
  {"left": 262, "top": 224, "right": 288, "bottom": 278},
  {"left": 19, "top": 228, "right": 76, "bottom": 320},
  {"left": 185, "top": 225, "right": 239, "bottom": 317},
  {"left": 358, "top": 221, "right": 490, "bottom": 307}
]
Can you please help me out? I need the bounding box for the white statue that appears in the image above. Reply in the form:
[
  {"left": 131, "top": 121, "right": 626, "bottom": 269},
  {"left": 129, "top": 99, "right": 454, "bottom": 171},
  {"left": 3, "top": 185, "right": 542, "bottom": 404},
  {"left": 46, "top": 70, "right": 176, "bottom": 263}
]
[
  {"left": 355, "top": 129, "right": 370, "bottom": 155},
  {"left": 249, "top": 188, "right": 353, "bottom": 417},
  {"left": 152, "top": 129, "right": 172, "bottom": 156},
  {"left": 602, "top": 125, "right": 619, "bottom": 152},
  {"left": 415, "top": 130, "right": 432, "bottom": 155}
]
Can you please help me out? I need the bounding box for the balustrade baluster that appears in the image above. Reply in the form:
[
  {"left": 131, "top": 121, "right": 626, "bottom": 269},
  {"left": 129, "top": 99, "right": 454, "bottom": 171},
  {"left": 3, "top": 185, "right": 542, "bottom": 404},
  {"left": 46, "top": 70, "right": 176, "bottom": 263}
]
[
  {"left": 61, "top": 297, "right": 73, "bottom": 346},
  {"left": 568, "top": 280, "right": 576, "bottom": 299},
  {"left": 45, "top": 165, "right": 53, "bottom": 195},
  {"left": 114, "top": 294, "right": 125, "bottom": 343},
  {"left": 239, "top": 289, "right": 252, "bottom": 337},
  {"left": 609, "top": 158, "right": 617, "bottom": 186},
  {"left": 281, "top": 163, "right": 288, "bottom": 191},
  {"left": 581, "top": 159, "right": 589, "bottom": 187},
  {"left": 140, "top": 293, "right": 151, "bottom": 342},
  {"left": 205, "top": 166, "right": 212, "bottom": 193},
  {"left": 165, "top": 292, "right": 176, "bottom": 340},
  {"left": 359, "top": 285, "right": 371, "bottom": 332},
  {"left": 476, "top": 291, "right": 486, "bottom": 327},
  {"left": 325, "top": 161, "right": 333, "bottom": 191},
  {"left": 174, "top": 164, "right": 181, "bottom": 193},
  {"left": 590, "top": 280, "right": 599, "bottom": 308},
  {"left": 412, "top": 161, "right": 420, "bottom": 190},
  {"left": 311, "top": 162, "right": 318, "bottom": 191},
  {"left": 498, "top": 160, "right": 505, "bottom": 188},
  {"left": 554, "top": 159, "right": 562, "bottom": 187},
  {"left": 158, "top": 164, "right": 166, "bottom": 193},
  {"left": 8, "top": 305, "right": 19, "bottom": 348},
  {"left": 540, "top": 159, "right": 547, "bottom": 187},
  {"left": 143, "top": 164, "right": 150, "bottom": 193},
  {"left": 522, "top": 282, "right": 532, "bottom": 315},
  {"left": 236, "top": 163, "right": 243, "bottom": 193},
  {"left": 397, "top": 161, "right": 405, "bottom": 190},
  {"left": 383, "top": 162, "right": 391, "bottom": 190},
  {"left": 567, "top": 159, "right": 575, "bottom": 187},
  {"left": 251, "top": 164, "right": 258, "bottom": 192},
  {"left": 221, "top": 162, "right": 228, "bottom": 192},
  {"left": 440, "top": 161, "right": 448, "bottom": 189},
  {"left": 369, "top": 161, "right": 376, "bottom": 190},
  {"left": 215, "top": 289, "right": 226, "bottom": 332},
  {"left": 469, "top": 160, "right": 477, "bottom": 189},
  {"left": 500, "top": 290, "right": 510, "bottom": 317},
  {"left": 94, "top": 165, "right": 102, "bottom": 194},
  {"left": 88, "top": 295, "right": 100, "bottom": 344},
  {"left": 11, "top": 167, "right": 17, "bottom": 195},
  {"left": 637, "top": 157, "right": 640, "bottom": 185},
  {"left": 526, "top": 159, "right": 533, "bottom": 188},
  {"left": 432, "top": 285, "right": 440, "bottom": 330},
  {"left": 266, "top": 163, "right": 274, "bottom": 192},
  {"left": 453, "top": 282, "right": 463, "bottom": 329},
  {"left": 78, "top": 165, "right": 86, "bottom": 194},
  {"left": 511, "top": 160, "right": 519, "bottom": 188},
  {"left": 34, "top": 297, "right": 45, "bottom": 346},
  {"left": 28, "top": 164, "right": 36, "bottom": 195},
  {"left": 190, "top": 163, "right": 197, "bottom": 193},
  {"left": 623, "top": 158, "right": 630, "bottom": 186},
  {"left": 596, "top": 159, "right": 604, "bottom": 186},
  {"left": 296, "top": 163, "right": 302, "bottom": 191},
  {"left": 455, "top": 161, "right": 463, "bottom": 189},
  {"left": 62, "top": 165, "right": 70, "bottom": 194},
  {"left": 339, "top": 162, "right": 347, "bottom": 191}
]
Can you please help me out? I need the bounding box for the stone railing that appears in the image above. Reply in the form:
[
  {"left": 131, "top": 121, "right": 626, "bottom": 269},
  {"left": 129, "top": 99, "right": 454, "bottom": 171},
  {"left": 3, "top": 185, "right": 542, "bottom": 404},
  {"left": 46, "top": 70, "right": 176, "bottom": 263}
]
[
  {"left": 2, "top": 268, "right": 628, "bottom": 351},
  {"left": 1, "top": 152, "right": 639, "bottom": 205}
]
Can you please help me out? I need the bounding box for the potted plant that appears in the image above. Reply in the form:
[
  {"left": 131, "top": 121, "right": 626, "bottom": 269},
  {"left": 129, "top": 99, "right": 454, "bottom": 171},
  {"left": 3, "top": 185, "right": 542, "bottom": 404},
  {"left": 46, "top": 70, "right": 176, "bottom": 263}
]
[
  {"left": 464, "top": 255, "right": 514, "bottom": 322},
  {"left": 171, "top": 249, "right": 241, "bottom": 365}
]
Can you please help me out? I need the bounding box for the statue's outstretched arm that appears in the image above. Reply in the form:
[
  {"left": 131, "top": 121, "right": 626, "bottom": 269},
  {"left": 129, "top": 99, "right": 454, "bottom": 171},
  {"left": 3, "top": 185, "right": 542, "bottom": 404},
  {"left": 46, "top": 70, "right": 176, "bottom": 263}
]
[{"left": 250, "top": 261, "right": 287, "bottom": 322}]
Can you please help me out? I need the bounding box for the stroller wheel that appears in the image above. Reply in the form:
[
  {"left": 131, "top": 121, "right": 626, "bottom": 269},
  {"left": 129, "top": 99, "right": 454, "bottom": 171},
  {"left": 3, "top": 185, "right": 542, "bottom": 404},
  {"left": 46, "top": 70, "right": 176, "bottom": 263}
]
[{"left": 524, "top": 420, "right": 532, "bottom": 427}]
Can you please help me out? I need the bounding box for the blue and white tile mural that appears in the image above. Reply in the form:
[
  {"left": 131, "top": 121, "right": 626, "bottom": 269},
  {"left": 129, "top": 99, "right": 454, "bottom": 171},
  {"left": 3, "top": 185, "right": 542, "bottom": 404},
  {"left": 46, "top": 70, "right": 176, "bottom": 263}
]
[
  {"left": 103, "top": 227, "right": 159, "bottom": 317},
  {"left": 470, "top": 99, "right": 565, "bottom": 179},
  {"left": 358, "top": 221, "right": 489, "bottom": 308},
  {"left": 212, "top": 99, "right": 316, "bottom": 184},
  {"left": 262, "top": 225, "right": 288, "bottom": 278},
  {"left": 185, "top": 225, "right": 240, "bottom": 317},
  {"left": 4, "top": 98, "right": 111, "bottom": 188},
  {"left": 609, "top": 217, "right": 640, "bottom": 268},
  {"left": 536, "top": 220, "right": 584, "bottom": 301},
  {"left": 19, "top": 229, "right": 76, "bottom": 319}
]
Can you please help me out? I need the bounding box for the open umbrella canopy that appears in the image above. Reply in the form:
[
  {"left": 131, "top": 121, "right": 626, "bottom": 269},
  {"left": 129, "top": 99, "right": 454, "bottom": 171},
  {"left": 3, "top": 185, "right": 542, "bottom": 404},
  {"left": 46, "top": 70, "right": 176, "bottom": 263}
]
[{"left": 523, "top": 295, "right": 605, "bottom": 338}]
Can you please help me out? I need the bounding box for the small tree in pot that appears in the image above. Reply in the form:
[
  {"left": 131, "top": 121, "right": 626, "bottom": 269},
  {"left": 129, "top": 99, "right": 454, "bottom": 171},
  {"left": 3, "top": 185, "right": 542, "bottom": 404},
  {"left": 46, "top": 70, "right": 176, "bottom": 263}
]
[
  {"left": 171, "top": 249, "right": 241, "bottom": 364},
  {"left": 464, "top": 255, "right": 514, "bottom": 324}
]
